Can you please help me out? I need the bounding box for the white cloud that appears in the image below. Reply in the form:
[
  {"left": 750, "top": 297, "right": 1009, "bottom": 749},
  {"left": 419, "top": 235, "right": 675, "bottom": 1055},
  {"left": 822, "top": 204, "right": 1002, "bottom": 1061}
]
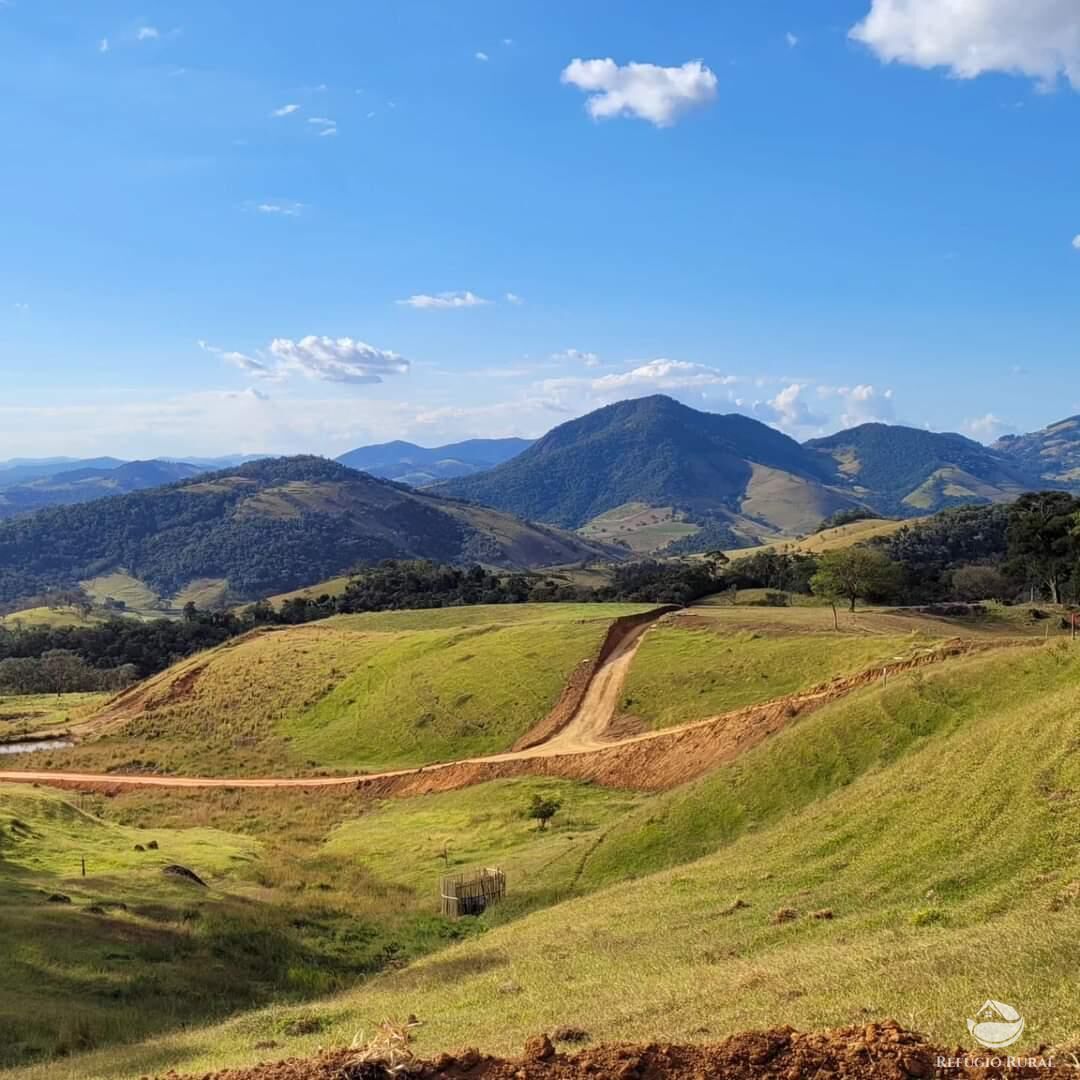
[
  {"left": 964, "top": 412, "right": 1015, "bottom": 441},
  {"left": 136, "top": 26, "right": 159, "bottom": 41},
  {"left": 269, "top": 337, "right": 408, "bottom": 384},
  {"left": 475, "top": 51, "right": 489, "bottom": 62},
  {"left": 99, "top": 37, "right": 109, "bottom": 53},
  {"left": 503, "top": 38, "right": 514, "bottom": 46},
  {"left": 272, "top": 103, "right": 300, "bottom": 117},
  {"left": 505, "top": 292, "right": 524, "bottom": 305},
  {"left": 318, "top": 126, "right": 338, "bottom": 137},
  {"left": 397, "top": 290, "right": 491, "bottom": 310},
  {"left": 754, "top": 384, "right": 825, "bottom": 431},
  {"left": 200, "top": 336, "right": 409, "bottom": 385},
  {"left": 1072, "top": 234, "right": 1080, "bottom": 249},
  {"left": 308, "top": 117, "right": 335, "bottom": 126},
  {"left": 819, "top": 383, "right": 896, "bottom": 428},
  {"left": 588, "top": 359, "right": 737, "bottom": 392},
  {"left": 850, "top": 0, "right": 1080, "bottom": 90},
  {"left": 552, "top": 348, "right": 601, "bottom": 368},
  {"left": 786, "top": 31, "right": 799, "bottom": 48},
  {"left": 255, "top": 200, "right": 304, "bottom": 217},
  {"left": 560, "top": 58, "right": 718, "bottom": 127}
]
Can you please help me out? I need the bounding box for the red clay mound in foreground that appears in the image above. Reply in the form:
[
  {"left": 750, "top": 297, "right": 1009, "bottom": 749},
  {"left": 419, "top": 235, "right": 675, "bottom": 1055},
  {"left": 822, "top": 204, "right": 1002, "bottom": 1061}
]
[{"left": 159, "top": 1021, "right": 1073, "bottom": 1079}]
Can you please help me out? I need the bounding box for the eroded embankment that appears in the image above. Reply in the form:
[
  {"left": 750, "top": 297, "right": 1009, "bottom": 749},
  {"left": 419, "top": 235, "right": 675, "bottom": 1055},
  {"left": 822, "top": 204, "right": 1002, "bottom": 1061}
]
[
  {"left": 510, "top": 605, "right": 678, "bottom": 751},
  {"left": 156, "top": 1021, "right": 1073, "bottom": 1079}
]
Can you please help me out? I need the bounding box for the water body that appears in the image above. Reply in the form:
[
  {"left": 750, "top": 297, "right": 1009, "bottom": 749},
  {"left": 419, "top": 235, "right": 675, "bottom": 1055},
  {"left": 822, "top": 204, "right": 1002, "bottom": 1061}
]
[{"left": 0, "top": 739, "right": 73, "bottom": 755}]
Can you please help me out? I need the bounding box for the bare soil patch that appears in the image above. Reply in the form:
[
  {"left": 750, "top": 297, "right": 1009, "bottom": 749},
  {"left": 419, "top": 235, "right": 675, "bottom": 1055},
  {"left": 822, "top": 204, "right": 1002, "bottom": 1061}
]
[{"left": 155, "top": 1022, "right": 1073, "bottom": 1078}]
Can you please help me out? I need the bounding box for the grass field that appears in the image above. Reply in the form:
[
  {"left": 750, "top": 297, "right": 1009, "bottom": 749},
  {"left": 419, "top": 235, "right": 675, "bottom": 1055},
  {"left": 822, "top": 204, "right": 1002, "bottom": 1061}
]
[
  {"left": 0, "top": 692, "right": 108, "bottom": 741},
  {"left": 620, "top": 623, "right": 938, "bottom": 729},
  {"left": 26, "top": 643, "right": 1079, "bottom": 1079},
  {"left": 80, "top": 573, "right": 171, "bottom": 618},
  {"left": 0, "top": 774, "right": 639, "bottom": 1073},
  {"left": 578, "top": 502, "right": 700, "bottom": 553},
  {"left": 16, "top": 604, "right": 651, "bottom": 777},
  {"left": 0, "top": 606, "right": 106, "bottom": 630},
  {"left": 723, "top": 516, "right": 920, "bottom": 559}
]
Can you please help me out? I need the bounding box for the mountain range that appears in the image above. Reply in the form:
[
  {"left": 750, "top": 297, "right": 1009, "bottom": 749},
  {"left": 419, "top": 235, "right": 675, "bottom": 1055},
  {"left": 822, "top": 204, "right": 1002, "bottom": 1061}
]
[
  {"left": 438, "top": 397, "right": 1080, "bottom": 546},
  {"left": 0, "top": 455, "right": 268, "bottom": 520},
  {"left": 0, "top": 457, "right": 611, "bottom": 607},
  {"left": 335, "top": 437, "right": 532, "bottom": 486}
]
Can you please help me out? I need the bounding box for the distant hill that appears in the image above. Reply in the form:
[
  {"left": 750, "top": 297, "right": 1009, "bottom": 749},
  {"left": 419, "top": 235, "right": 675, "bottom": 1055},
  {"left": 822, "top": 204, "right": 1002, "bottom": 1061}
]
[
  {"left": 437, "top": 396, "right": 862, "bottom": 541},
  {"left": 994, "top": 415, "right": 1080, "bottom": 486},
  {"left": 805, "top": 424, "right": 1032, "bottom": 514},
  {"left": 0, "top": 457, "right": 127, "bottom": 487},
  {"left": 0, "top": 456, "right": 614, "bottom": 605},
  {"left": 336, "top": 437, "right": 532, "bottom": 486},
  {"left": 0, "top": 460, "right": 205, "bottom": 519}
]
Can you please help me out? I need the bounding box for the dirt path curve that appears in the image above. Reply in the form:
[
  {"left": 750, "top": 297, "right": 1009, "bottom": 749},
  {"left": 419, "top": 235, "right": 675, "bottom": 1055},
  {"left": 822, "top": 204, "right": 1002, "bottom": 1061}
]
[{"left": 0, "top": 624, "right": 1033, "bottom": 795}]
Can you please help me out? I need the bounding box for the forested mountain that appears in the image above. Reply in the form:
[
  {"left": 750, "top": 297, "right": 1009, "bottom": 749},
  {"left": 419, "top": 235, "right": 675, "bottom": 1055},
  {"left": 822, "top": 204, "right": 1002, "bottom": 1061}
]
[
  {"left": 0, "top": 460, "right": 205, "bottom": 519},
  {"left": 437, "top": 396, "right": 861, "bottom": 538},
  {"left": 0, "top": 457, "right": 612, "bottom": 605},
  {"left": 336, "top": 437, "right": 532, "bottom": 486},
  {"left": 806, "top": 424, "right": 1031, "bottom": 514},
  {"left": 994, "top": 415, "right": 1080, "bottom": 486},
  {"left": 0, "top": 457, "right": 127, "bottom": 486}
]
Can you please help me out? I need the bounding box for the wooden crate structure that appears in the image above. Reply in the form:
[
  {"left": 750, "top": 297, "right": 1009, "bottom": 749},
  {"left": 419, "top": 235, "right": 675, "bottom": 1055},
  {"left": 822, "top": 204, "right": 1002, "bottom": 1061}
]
[{"left": 440, "top": 867, "right": 506, "bottom": 917}]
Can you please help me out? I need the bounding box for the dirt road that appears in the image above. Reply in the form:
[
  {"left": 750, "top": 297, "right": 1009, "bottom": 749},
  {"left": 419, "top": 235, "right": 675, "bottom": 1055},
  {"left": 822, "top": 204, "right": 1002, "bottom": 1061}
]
[{"left": 0, "top": 622, "right": 1026, "bottom": 795}]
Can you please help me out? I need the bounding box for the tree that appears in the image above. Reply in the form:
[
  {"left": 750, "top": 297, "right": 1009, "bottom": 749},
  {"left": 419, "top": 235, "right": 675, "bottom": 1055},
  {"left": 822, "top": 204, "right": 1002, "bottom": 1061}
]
[
  {"left": 811, "top": 547, "right": 901, "bottom": 614},
  {"left": 951, "top": 565, "right": 1011, "bottom": 602},
  {"left": 1006, "top": 492, "right": 1080, "bottom": 605},
  {"left": 526, "top": 793, "right": 562, "bottom": 831}
]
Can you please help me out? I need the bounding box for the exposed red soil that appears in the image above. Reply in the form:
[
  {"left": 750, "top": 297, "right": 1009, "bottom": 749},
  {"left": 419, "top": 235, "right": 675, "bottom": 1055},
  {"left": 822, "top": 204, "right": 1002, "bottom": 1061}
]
[
  {"left": 511, "top": 606, "right": 678, "bottom": 751},
  {"left": 0, "top": 636, "right": 1038, "bottom": 799},
  {"left": 155, "top": 1023, "right": 1074, "bottom": 1078}
]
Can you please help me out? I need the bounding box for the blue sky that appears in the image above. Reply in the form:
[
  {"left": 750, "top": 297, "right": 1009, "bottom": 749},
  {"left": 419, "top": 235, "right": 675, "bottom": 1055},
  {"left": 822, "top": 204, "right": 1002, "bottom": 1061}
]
[{"left": 2, "top": 0, "right": 1079, "bottom": 458}]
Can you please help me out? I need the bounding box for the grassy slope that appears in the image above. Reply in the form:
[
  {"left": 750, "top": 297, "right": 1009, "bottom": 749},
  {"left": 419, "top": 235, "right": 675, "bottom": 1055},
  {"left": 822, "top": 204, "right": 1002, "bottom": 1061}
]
[
  {"left": 0, "top": 776, "right": 637, "bottom": 1073},
  {"left": 0, "top": 607, "right": 107, "bottom": 630},
  {"left": 29, "top": 644, "right": 1080, "bottom": 1079},
  {"left": 289, "top": 605, "right": 646, "bottom": 770},
  {"left": 621, "top": 623, "right": 936, "bottom": 729},
  {"left": 0, "top": 693, "right": 108, "bottom": 740},
  {"left": 25, "top": 604, "right": 649, "bottom": 777},
  {"left": 723, "top": 516, "right": 918, "bottom": 559}
]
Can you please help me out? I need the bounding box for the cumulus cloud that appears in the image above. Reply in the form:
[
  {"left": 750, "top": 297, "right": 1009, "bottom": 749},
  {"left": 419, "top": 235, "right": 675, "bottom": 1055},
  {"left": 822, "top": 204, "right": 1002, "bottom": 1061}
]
[
  {"left": 308, "top": 117, "right": 335, "bottom": 127},
  {"left": 272, "top": 103, "right": 300, "bottom": 117},
  {"left": 754, "top": 383, "right": 826, "bottom": 431},
  {"left": 475, "top": 51, "right": 489, "bottom": 62},
  {"left": 964, "top": 412, "right": 1015, "bottom": 441},
  {"left": 200, "top": 336, "right": 409, "bottom": 385},
  {"left": 505, "top": 292, "right": 524, "bottom": 305},
  {"left": 136, "top": 26, "right": 159, "bottom": 40},
  {"left": 268, "top": 337, "right": 407, "bottom": 384},
  {"left": 397, "top": 290, "right": 491, "bottom": 310},
  {"left": 819, "top": 383, "right": 896, "bottom": 428},
  {"left": 560, "top": 58, "right": 718, "bottom": 127},
  {"left": 850, "top": 0, "right": 1080, "bottom": 90}
]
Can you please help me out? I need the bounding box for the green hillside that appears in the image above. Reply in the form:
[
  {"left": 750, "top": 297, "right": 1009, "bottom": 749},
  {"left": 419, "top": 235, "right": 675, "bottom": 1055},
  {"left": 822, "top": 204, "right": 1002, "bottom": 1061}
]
[
  {"left": 806, "top": 423, "right": 1031, "bottom": 513},
  {"left": 22, "top": 642, "right": 1078, "bottom": 1079},
  {"left": 0, "top": 457, "right": 613, "bottom": 606},
  {"left": 28, "top": 603, "right": 648, "bottom": 776}
]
